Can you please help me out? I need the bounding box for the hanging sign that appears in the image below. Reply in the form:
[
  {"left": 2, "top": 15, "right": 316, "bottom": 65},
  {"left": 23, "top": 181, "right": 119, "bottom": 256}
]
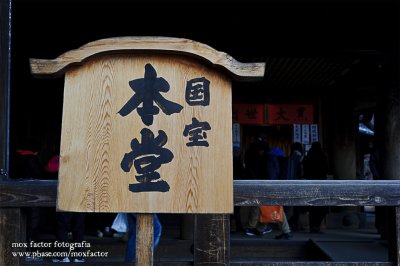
[
  {"left": 301, "top": 124, "right": 310, "bottom": 145},
  {"left": 310, "top": 124, "right": 319, "bottom": 143},
  {"left": 293, "top": 124, "right": 302, "bottom": 143},
  {"left": 232, "top": 103, "right": 265, "bottom": 125},
  {"left": 267, "top": 104, "right": 313, "bottom": 124},
  {"left": 232, "top": 123, "right": 241, "bottom": 143}
]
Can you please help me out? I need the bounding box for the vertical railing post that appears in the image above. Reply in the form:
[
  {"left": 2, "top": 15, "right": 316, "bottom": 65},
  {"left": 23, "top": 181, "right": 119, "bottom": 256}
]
[
  {"left": 136, "top": 213, "right": 154, "bottom": 266},
  {"left": 0, "top": 208, "right": 23, "bottom": 266},
  {"left": 396, "top": 206, "right": 400, "bottom": 265},
  {"left": 194, "top": 214, "right": 230, "bottom": 265},
  {"left": 388, "top": 206, "right": 400, "bottom": 264},
  {"left": 0, "top": 0, "right": 11, "bottom": 178}
]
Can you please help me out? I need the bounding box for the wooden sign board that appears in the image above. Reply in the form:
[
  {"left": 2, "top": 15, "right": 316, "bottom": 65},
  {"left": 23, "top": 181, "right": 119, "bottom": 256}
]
[{"left": 30, "top": 37, "right": 265, "bottom": 213}]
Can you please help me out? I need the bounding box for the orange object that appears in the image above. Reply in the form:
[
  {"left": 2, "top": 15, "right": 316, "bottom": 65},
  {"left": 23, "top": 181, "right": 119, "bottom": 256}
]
[{"left": 259, "top": 206, "right": 283, "bottom": 223}]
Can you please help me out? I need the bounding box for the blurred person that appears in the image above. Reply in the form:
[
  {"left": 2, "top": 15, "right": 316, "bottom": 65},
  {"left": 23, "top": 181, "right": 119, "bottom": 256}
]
[
  {"left": 287, "top": 142, "right": 305, "bottom": 231},
  {"left": 242, "top": 134, "right": 278, "bottom": 236},
  {"left": 269, "top": 147, "right": 293, "bottom": 240}
]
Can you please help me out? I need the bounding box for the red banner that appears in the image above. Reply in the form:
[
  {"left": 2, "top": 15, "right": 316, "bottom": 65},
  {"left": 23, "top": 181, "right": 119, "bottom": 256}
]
[
  {"left": 267, "top": 104, "right": 313, "bottom": 124},
  {"left": 232, "top": 104, "right": 265, "bottom": 125}
]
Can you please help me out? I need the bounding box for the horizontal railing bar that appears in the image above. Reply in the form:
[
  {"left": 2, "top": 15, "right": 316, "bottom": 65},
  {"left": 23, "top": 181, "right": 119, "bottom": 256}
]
[
  {"left": 1, "top": 179, "right": 400, "bottom": 207},
  {"left": 230, "top": 262, "right": 392, "bottom": 266},
  {"left": 0, "top": 179, "right": 57, "bottom": 207},
  {"left": 234, "top": 180, "right": 400, "bottom": 206}
]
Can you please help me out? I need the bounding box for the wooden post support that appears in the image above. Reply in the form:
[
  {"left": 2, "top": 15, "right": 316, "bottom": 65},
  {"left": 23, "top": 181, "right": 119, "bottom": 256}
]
[
  {"left": 378, "top": 79, "right": 400, "bottom": 259},
  {"left": 388, "top": 206, "right": 400, "bottom": 264},
  {"left": 0, "top": 208, "right": 23, "bottom": 266},
  {"left": 136, "top": 214, "right": 154, "bottom": 266},
  {"left": 396, "top": 206, "right": 400, "bottom": 265},
  {"left": 194, "top": 214, "right": 229, "bottom": 265},
  {"left": 380, "top": 83, "right": 400, "bottom": 182}
]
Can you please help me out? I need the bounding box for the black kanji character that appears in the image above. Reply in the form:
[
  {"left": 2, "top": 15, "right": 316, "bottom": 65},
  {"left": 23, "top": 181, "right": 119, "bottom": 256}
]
[
  {"left": 296, "top": 107, "right": 306, "bottom": 118},
  {"left": 121, "top": 128, "right": 173, "bottom": 192},
  {"left": 274, "top": 107, "right": 289, "bottom": 121},
  {"left": 118, "top": 63, "right": 183, "bottom": 126},
  {"left": 245, "top": 108, "right": 258, "bottom": 119},
  {"left": 183, "top": 117, "right": 211, "bottom": 147},
  {"left": 185, "top": 77, "right": 210, "bottom": 106}
]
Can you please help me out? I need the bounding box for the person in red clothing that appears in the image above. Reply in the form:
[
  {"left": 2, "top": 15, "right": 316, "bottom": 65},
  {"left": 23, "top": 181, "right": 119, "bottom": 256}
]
[{"left": 10, "top": 138, "right": 43, "bottom": 180}]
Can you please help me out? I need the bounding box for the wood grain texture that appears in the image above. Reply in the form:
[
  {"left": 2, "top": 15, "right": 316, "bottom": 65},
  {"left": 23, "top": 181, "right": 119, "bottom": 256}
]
[
  {"left": 4, "top": 179, "right": 400, "bottom": 207},
  {"left": 194, "top": 214, "right": 229, "bottom": 265},
  {"left": 0, "top": 208, "right": 22, "bottom": 266},
  {"left": 230, "top": 263, "right": 392, "bottom": 266},
  {"left": 1, "top": 178, "right": 399, "bottom": 265},
  {"left": 29, "top": 37, "right": 265, "bottom": 81},
  {"left": 136, "top": 214, "right": 154, "bottom": 266},
  {"left": 234, "top": 180, "right": 400, "bottom": 206},
  {"left": 57, "top": 54, "right": 233, "bottom": 213},
  {"left": 0, "top": 180, "right": 57, "bottom": 207}
]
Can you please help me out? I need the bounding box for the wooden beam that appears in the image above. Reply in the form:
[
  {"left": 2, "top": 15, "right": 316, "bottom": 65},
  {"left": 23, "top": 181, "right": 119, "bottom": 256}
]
[
  {"left": 29, "top": 37, "right": 265, "bottom": 81},
  {"left": 194, "top": 214, "right": 229, "bottom": 265},
  {"left": 136, "top": 214, "right": 154, "bottom": 266},
  {"left": 0, "top": 208, "right": 22, "bottom": 266},
  {"left": 234, "top": 180, "right": 400, "bottom": 206},
  {"left": 0, "top": 0, "right": 11, "bottom": 177},
  {"left": 3, "top": 179, "right": 400, "bottom": 207},
  {"left": 0, "top": 180, "right": 399, "bottom": 265},
  {"left": 230, "top": 263, "right": 392, "bottom": 266},
  {"left": 0, "top": 180, "right": 57, "bottom": 207}
]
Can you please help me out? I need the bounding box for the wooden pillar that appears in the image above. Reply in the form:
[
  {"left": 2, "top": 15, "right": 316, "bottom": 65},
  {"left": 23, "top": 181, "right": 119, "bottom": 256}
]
[
  {"left": 136, "top": 214, "right": 154, "bottom": 266},
  {"left": 0, "top": 208, "right": 23, "bottom": 266},
  {"left": 388, "top": 206, "right": 400, "bottom": 264},
  {"left": 378, "top": 80, "right": 400, "bottom": 261},
  {"left": 325, "top": 92, "right": 359, "bottom": 226},
  {"left": 331, "top": 95, "right": 357, "bottom": 180},
  {"left": 194, "top": 214, "right": 229, "bottom": 265},
  {"left": 380, "top": 83, "right": 400, "bottom": 181},
  {"left": 0, "top": 2, "right": 13, "bottom": 264},
  {"left": 0, "top": 0, "right": 11, "bottom": 177}
]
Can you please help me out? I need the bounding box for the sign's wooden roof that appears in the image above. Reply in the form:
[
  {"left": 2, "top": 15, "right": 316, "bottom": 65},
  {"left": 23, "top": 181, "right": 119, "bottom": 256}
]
[{"left": 30, "top": 37, "right": 265, "bottom": 81}]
